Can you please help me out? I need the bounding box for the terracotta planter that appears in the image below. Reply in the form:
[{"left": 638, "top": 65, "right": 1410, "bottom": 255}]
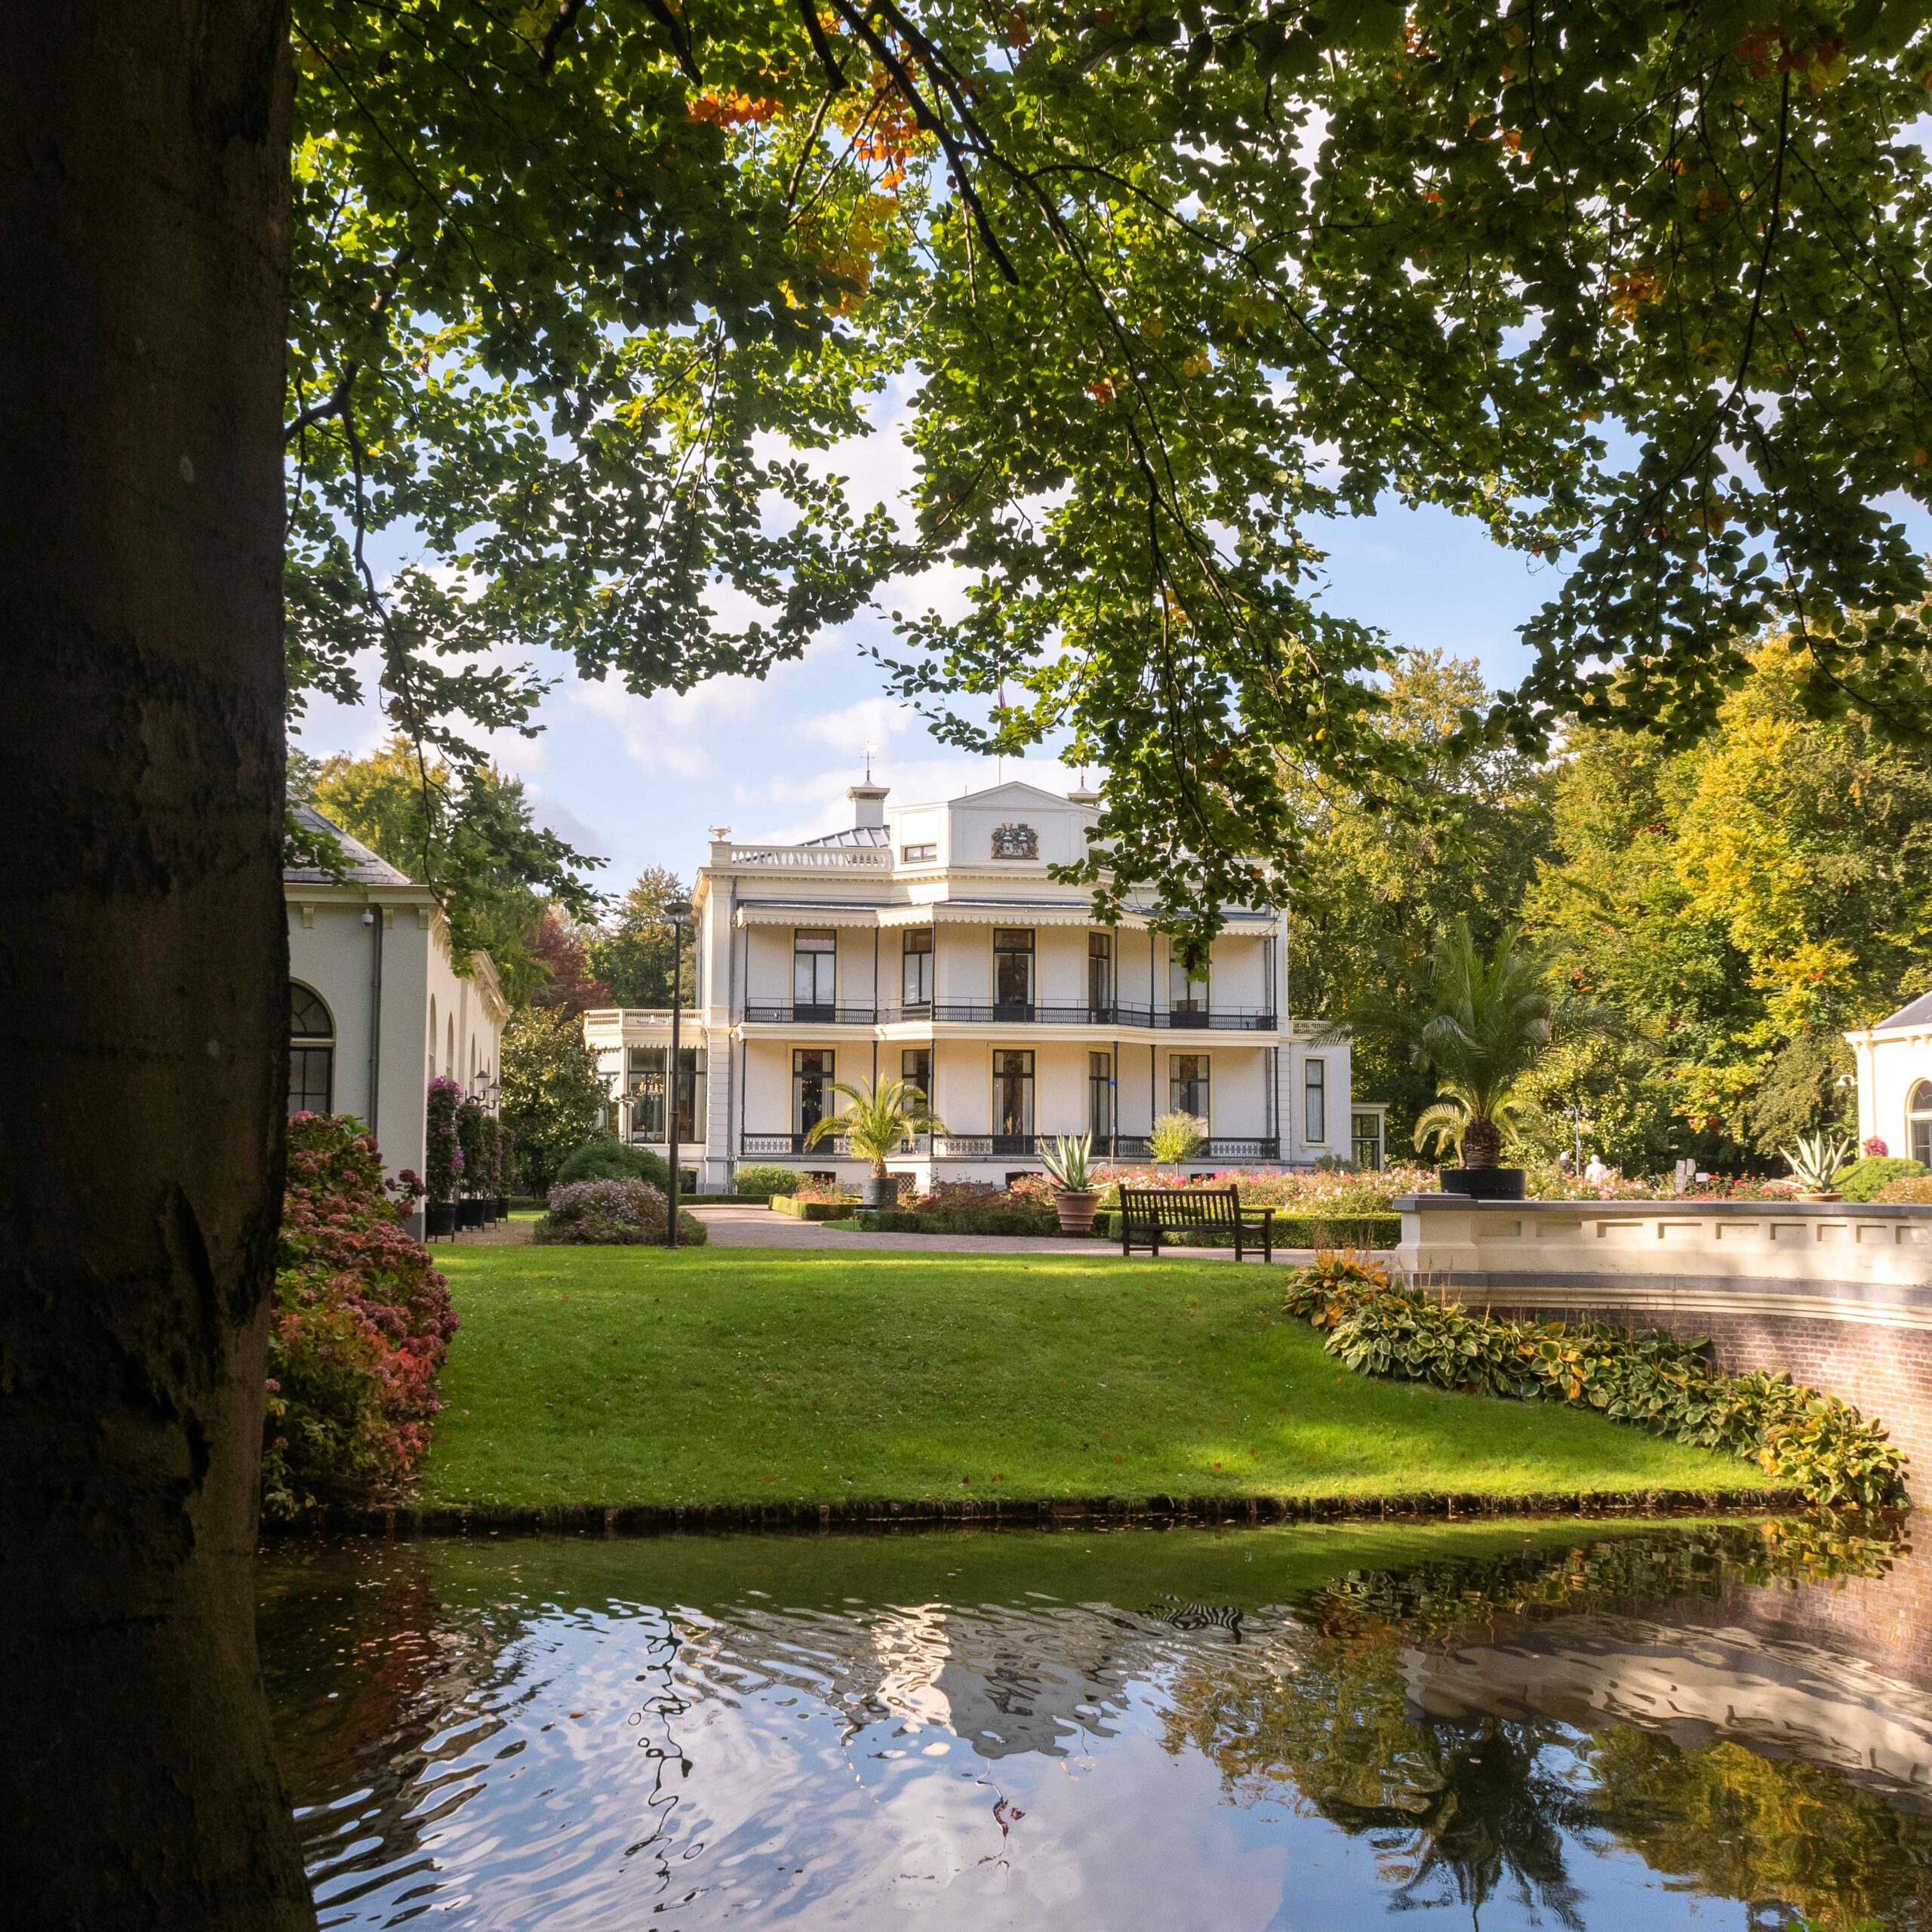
[
  {"left": 1798, "top": 1189, "right": 1844, "bottom": 1202},
  {"left": 1054, "top": 1190, "right": 1100, "bottom": 1233}
]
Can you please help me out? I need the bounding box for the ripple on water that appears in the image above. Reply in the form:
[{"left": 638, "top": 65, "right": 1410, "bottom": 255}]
[{"left": 260, "top": 1518, "right": 1932, "bottom": 1930}]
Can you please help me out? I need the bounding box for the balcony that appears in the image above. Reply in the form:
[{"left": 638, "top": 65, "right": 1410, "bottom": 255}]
[
  {"left": 741, "top": 1001, "right": 1278, "bottom": 1031},
  {"left": 740, "top": 1132, "right": 1281, "bottom": 1162},
  {"left": 720, "top": 841, "right": 890, "bottom": 870}
]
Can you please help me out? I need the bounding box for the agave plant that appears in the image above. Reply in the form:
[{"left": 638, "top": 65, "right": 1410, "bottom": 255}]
[
  {"left": 1783, "top": 1128, "right": 1856, "bottom": 1195},
  {"left": 1040, "top": 1133, "right": 1097, "bottom": 1194},
  {"left": 804, "top": 1077, "right": 946, "bottom": 1177}
]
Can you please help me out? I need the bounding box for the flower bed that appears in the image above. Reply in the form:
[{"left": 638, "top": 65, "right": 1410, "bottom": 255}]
[
  {"left": 1281, "top": 1254, "right": 1907, "bottom": 1509},
  {"left": 266, "top": 1114, "right": 457, "bottom": 1520}
]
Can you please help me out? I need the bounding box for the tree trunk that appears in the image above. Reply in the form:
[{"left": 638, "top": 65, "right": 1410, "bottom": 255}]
[
  {"left": 1460, "top": 1115, "right": 1504, "bottom": 1169},
  {"left": 0, "top": 5, "right": 313, "bottom": 1926}
]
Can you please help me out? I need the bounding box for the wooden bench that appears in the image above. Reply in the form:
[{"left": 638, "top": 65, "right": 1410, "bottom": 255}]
[{"left": 1118, "top": 1186, "right": 1275, "bottom": 1263}]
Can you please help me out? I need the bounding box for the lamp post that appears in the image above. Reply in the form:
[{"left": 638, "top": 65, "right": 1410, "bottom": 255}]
[{"left": 665, "top": 897, "right": 693, "bottom": 1247}]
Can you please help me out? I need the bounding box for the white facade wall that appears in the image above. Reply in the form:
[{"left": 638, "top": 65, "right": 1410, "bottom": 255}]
[
  {"left": 1848, "top": 1017, "right": 1932, "bottom": 1164},
  {"left": 583, "top": 778, "right": 1363, "bottom": 1190},
  {"left": 286, "top": 883, "right": 506, "bottom": 1211}
]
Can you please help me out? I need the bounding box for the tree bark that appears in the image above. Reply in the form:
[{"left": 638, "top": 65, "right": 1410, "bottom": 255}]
[
  {"left": 1460, "top": 1115, "right": 1504, "bottom": 1169},
  {"left": 0, "top": 5, "right": 314, "bottom": 1925}
]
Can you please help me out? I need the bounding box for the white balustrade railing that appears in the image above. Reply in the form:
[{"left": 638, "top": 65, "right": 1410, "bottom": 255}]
[{"left": 724, "top": 844, "right": 891, "bottom": 869}]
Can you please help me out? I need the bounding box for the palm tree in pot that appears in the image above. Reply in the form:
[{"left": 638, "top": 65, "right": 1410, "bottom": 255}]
[
  {"left": 804, "top": 1076, "right": 946, "bottom": 1208},
  {"left": 1405, "top": 919, "right": 1552, "bottom": 1195}
]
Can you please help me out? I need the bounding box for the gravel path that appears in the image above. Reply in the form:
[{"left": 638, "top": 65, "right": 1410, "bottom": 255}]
[{"left": 685, "top": 1201, "right": 1324, "bottom": 1262}]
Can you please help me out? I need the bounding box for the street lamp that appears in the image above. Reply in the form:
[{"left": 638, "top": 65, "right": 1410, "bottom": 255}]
[{"left": 664, "top": 897, "right": 694, "bottom": 1248}]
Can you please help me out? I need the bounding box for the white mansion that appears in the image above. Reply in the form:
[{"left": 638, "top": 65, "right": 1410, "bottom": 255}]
[{"left": 583, "top": 779, "right": 1380, "bottom": 1192}]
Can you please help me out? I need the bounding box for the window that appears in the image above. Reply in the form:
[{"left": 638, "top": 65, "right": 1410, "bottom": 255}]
[
  {"left": 993, "top": 929, "right": 1034, "bottom": 1013},
  {"left": 1170, "top": 951, "right": 1210, "bottom": 1026},
  {"left": 902, "top": 841, "right": 936, "bottom": 863},
  {"left": 1305, "top": 1058, "right": 1327, "bottom": 1143},
  {"left": 1169, "top": 1052, "right": 1210, "bottom": 1119},
  {"left": 902, "top": 928, "right": 933, "bottom": 1011},
  {"left": 1088, "top": 931, "right": 1113, "bottom": 1016},
  {"left": 1089, "top": 1051, "right": 1114, "bottom": 1142},
  {"left": 993, "top": 1049, "right": 1035, "bottom": 1145},
  {"left": 1911, "top": 1081, "right": 1932, "bottom": 1168},
  {"left": 288, "top": 983, "right": 334, "bottom": 1116},
  {"left": 793, "top": 929, "right": 836, "bottom": 1017},
  {"left": 793, "top": 1048, "right": 835, "bottom": 1140},
  {"left": 628, "top": 1046, "right": 706, "bottom": 1143},
  {"left": 1352, "top": 1110, "right": 1385, "bottom": 1171},
  {"left": 902, "top": 1047, "right": 931, "bottom": 1102}
]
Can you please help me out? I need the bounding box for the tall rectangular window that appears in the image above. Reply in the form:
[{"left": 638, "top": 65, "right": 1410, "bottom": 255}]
[
  {"left": 793, "top": 929, "right": 836, "bottom": 1017},
  {"left": 1088, "top": 931, "right": 1113, "bottom": 1016},
  {"left": 992, "top": 1049, "right": 1035, "bottom": 1144},
  {"left": 674, "top": 1047, "right": 706, "bottom": 1144},
  {"left": 628, "top": 1045, "right": 665, "bottom": 1140},
  {"left": 1170, "top": 951, "right": 1210, "bottom": 1026},
  {"left": 993, "top": 929, "right": 1034, "bottom": 1012},
  {"left": 792, "top": 1048, "right": 835, "bottom": 1140},
  {"left": 1304, "top": 1058, "right": 1327, "bottom": 1143},
  {"left": 1351, "top": 1110, "right": 1383, "bottom": 1171},
  {"left": 901, "top": 927, "right": 933, "bottom": 1011},
  {"left": 1089, "top": 1051, "right": 1113, "bottom": 1142},
  {"left": 901, "top": 1047, "right": 931, "bottom": 1100},
  {"left": 1169, "top": 1052, "right": 1211, "bottom": 1119}
]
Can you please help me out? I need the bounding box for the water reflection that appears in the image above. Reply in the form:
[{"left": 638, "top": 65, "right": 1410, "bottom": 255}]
[{"left": 260, "top": 1518, "right": 1930, "bottom": 1930}]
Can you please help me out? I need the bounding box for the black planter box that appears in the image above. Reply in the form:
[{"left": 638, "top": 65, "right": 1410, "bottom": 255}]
[
  {"left": 425, "top": 1202, "right": 457, "bottom": 1239},
  {"left": 1439, "top": 1166, "right": 1527, "bottom": 1200}
]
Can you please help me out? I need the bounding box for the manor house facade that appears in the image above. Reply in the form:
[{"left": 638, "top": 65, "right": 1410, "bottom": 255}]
[{"left": 582, "top": 780, "right": 1377, "bottom": 1192}]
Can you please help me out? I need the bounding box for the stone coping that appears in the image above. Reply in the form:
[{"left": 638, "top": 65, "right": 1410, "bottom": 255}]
[{"left": 1398, "top": 1194, "right": 1932, "bottom": 1219}]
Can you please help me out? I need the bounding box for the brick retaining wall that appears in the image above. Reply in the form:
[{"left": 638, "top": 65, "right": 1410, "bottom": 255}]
[{"left": 1489, "top": 1300, "right": 1932, "bottom": 1492}]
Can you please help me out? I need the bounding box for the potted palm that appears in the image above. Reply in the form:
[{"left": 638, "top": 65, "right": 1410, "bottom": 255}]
[
  {"left": 1407, "top": 920, "right": 1550, "bottom": 1201},
  {"left": 804, "top": 1076, "right": 946, "bottom": 1209},
  {"left": 1783, "top": 1128, "right": 1855, "bottom": 1201},
  {"left": 1040, "top": 1133, "right": 1101, "bottom": 1232}
]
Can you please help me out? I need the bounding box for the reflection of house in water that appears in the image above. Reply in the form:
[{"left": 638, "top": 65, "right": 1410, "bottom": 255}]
[
  {"left": 706, "top": 1597, "right": 1253, "bottom": 1761},
  {"left": 1403, "top": 1617, "right": 1932, "bottom": 1807}
]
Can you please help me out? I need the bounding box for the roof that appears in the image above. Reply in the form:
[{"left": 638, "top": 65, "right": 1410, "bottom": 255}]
[
  {"left": 800, "top": 823, "right": 891, "bottom": 848},
  {"left": 1875, "top": 989, "right": 1932, "bottom": 1030},
  {"left": 284, "top": 804, "right": 414, "bottom": 888}
]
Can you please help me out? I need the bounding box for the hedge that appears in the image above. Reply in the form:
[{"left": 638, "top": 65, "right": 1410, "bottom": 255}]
[
  {"left": 769, "top": 1194, "right": 860, "bottom": 1221},
  {"left": 1099, "top": 1211, "right": 1401, "bottom": 1248},
  {"left": 1282, "top": 1254, "right": 1908, "bottom": 1509},
  {"left": 855, "top": 1205, "right": 1064, "bottom": 1237}
]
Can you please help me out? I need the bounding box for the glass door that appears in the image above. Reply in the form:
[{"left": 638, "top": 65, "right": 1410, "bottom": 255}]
[
  {"left": 993, "top": 930, "right": 1034, "bottom": 1017},
  {"left": 793, "top": 929, "right": 836, "bottom": 1020},
  {"left": 1169, "top": 950, "right": 1210, "bottom": 1027},
  {"left": 792, "top": 1048, "right": 835, "bottom": 1148},
  {"left": 1088, "top": 931, "right": 1112, "bottom": 1020},
  {"left": 1088, "top": 1051, "right": 1113, "bottom": 1147},
  {"left": 901, "top": 928, "right": 933, "bottom": 1014},
  {"left": 992, "top": 1049, "right": 1034, "bottom": 1152}
]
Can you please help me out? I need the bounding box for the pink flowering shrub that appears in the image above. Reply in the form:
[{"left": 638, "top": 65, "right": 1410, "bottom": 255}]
[
  {"left": 264, "top": 1114, "right": 458, "bottom": 1520},
  {"left": 788, "top": 1174, "right": 860, "bottom": 1204},
  {"left": 536, "top": 1177, "right": 709, "bottom": 1244},
  {"left": 1091, "top": 1164, "right": 1433, "bottom": 1213},
  {"left": 1866, "top": 1137, "right": 1890, "bottom": 1158}
]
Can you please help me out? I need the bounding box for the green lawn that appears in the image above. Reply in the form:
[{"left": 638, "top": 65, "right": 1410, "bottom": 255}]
[{"left": 421, "top": 1245, "right": 1766, "bottom": 1509}]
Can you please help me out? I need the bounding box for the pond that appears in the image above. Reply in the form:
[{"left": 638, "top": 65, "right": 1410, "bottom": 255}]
[{"left": 261, "top": 1516, "right": 1932, "bottom": 1930}]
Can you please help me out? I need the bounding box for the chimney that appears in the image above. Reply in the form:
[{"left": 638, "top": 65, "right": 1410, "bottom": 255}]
[{"left": 848, "top": 783, "right": 889, "bottom": 829}]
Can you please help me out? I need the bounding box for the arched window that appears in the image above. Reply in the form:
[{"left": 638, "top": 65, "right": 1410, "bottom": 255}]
[
  {"left": 288, "top": 983, "right": 334, "bottom": 1116},
  {"left": 1909, "top": 1081, "right": 1932, "bottom": 1168}
]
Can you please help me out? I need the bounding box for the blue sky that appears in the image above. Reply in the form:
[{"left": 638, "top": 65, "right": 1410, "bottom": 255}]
[{"left": 286, "top": 423, "right": 1614, "bottom": 900}]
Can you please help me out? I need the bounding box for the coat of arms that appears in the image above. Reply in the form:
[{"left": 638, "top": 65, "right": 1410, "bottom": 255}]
[{"left": 990, "top": 822, "right": 1039, "bottom": 860}]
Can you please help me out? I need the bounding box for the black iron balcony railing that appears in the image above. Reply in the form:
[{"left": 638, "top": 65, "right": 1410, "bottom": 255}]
[
  {"left": 739, "top": 1131, "right": 1280, "bottom": 1162},
  {"left": 741, "top": 1001, "right": 1277, "bottom": 1031}
]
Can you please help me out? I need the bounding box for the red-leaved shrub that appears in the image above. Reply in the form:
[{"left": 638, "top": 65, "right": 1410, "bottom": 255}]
[{"left": 264, "top": 1114, "right": 457, "bottom": 1519}]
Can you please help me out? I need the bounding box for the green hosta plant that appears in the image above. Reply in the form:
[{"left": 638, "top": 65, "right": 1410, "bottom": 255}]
[
  {"left": 1149, "top": 1111, "right": 1208, "bottom": 1164},
  {"left": 1039, "top": 1133, "right": 1097, "bottom": 1194},
  {"left": 1282, "top": 1257, "right": 1906, "bottom": 1509},
  {"left": 804, "top": 1077, "right": 946, "bottom": 1177},
  {"left": 1783, "top": 1129, "right": 1857, "bottom": 1194}
]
